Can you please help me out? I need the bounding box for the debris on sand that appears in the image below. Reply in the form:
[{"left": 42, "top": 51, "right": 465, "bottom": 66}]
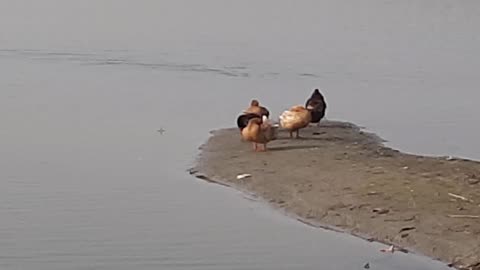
[
  {"left": 448, "top": 192, "right": 474, "bottom": 203},
  {"left": 380, "top": 245, "right": 395, "bottom": 253},
  {"left": 447, "top": 214, "right": 480, "bottom": 219},
  {"left": 399, "top": 226, "right": 416, "bottom": 233},
  {"left": 372, "top": 208, "right": 389, "bottom": 214},
  {"left": 236, "top": 173, "right": 252, "bottom": 180}
]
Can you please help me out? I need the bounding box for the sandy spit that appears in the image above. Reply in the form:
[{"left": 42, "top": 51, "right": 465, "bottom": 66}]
[{"left": 189, "top": 120, "right": 480, "bottom": 270}]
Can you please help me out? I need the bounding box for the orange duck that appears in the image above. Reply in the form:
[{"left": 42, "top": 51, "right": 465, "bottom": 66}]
[{"left": 241, "top": 116, "right": 276, "bottom": 151}]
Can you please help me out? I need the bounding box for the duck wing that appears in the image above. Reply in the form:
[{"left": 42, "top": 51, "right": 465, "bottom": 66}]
[
  {"left": 237, "top": 113, "right": 261, "bottom": 130},
  {"left": 307, "top": 99, "right": 327, "bottom": 123},
  {"left": 280, "top": 110, "right": 301, "bottom": 122}
]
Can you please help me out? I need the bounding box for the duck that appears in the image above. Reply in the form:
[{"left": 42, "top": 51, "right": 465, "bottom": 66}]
[
  {"left": 241, "top": 115, "right": 276, "bottom": 151},
  {"left": 279, "top": 105, "right": 312, "bottom": 138},
  {"left": 244, "top": 99, "right": 270, "bottom": 118},
  {"left": 305, "top": 89, "right": 327, "bottom": 125}
]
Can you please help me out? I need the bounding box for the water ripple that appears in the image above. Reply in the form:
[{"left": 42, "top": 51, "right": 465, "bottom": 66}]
[{"left": 0, "top": 49, "right": 251, "bottom": 78}]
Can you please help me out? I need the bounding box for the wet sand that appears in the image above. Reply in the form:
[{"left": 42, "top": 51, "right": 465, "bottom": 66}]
[{"left": 189, "top": 121, "right": 480, "bottom": 270}]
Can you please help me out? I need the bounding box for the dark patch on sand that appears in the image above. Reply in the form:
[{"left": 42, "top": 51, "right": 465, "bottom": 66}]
[{"left": 189, "top": 120, "right": 480, "bottom": 270}]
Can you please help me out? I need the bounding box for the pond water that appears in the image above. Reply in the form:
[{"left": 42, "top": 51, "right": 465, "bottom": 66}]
[{"left": 2, "top": 1, "right": 479, "bottom": 269}]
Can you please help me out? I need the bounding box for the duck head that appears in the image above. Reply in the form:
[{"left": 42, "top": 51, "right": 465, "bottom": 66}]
[{"left": 311, "top": 89, "right": 322, "bottom": 97}]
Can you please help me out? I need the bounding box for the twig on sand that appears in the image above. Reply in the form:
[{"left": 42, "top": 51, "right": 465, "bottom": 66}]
[
  {"left": 447, "top": 214, "right": 480, "bottom": 219},
  {"left": 372, "top": 208, "right": 389, "bottom": 214},
  {"left": 448, "top": 193, "right": 474, "bottom": 203}
]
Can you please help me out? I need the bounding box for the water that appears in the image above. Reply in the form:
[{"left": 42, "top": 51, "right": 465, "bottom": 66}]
[{"left": 2, "top": 1, "right": 480, "bottom": 269}]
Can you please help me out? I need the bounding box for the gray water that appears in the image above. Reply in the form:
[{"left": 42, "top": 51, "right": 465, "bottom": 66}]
[{"left": 2, "top": 1, "right": 480, "bottom": 269}]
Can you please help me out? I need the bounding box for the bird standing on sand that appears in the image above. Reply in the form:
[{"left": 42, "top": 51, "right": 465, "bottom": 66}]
[
  {"left": 305, "top": 89, "right": 327, "bottom": 126},
  {"left": 236, "top": 99, "right": 271, "bottom": 139},
  {"left": 279, "top": 105, "right": 312, "bottom": 138},
  {"left": 241, "top": 115, "right": 276, "bottom": 152}
]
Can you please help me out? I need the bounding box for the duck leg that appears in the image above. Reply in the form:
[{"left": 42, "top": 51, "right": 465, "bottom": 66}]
[
  {"left": 262, "top": 143, "right": 267, "bottom": 151},
  {"left": 252, "top": 142, "right": 257, "bottom": 151},
  {"left": 289, "top": 131, "right": 293, "bottom": 139},
  {"left": 296, "top": 130, "right": 300, "bottom": 139}
]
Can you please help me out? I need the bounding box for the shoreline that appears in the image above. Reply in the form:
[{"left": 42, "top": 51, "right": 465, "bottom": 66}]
[{"left": 189, "top": 120, "right": 480, "bottom": 270}]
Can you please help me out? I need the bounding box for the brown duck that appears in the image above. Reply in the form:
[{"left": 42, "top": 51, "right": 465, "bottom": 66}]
[{"left": 241, "top": 116, "right": 276, "bottom": 151}]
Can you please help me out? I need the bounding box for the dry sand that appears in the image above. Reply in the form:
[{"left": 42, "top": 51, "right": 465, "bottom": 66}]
[{"left": 189, "top": 120, "right": 480, "bottom": 270}]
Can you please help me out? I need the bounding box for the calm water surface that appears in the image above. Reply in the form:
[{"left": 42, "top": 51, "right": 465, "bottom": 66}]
[{"left": 2, "top": 1, "right": 480, "bottom": 269}]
